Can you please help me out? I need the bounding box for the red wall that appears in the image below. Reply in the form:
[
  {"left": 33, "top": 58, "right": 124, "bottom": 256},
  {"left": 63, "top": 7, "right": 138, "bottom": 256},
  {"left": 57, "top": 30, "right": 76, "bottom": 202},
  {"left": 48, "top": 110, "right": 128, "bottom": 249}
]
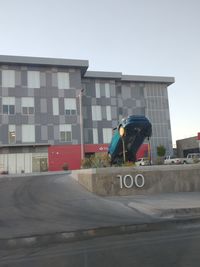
[
  {"left": 136, "top": 144, "right": 149, "bottom": 159},
  {"left": 84, "top": 144, "right": 109, "bottom": 153},
  {"left": 48, "top": 145, "right": 81, "bottom": 171},
  {"left": 48, "top": 143, "right": 149, "bottom": 171}
]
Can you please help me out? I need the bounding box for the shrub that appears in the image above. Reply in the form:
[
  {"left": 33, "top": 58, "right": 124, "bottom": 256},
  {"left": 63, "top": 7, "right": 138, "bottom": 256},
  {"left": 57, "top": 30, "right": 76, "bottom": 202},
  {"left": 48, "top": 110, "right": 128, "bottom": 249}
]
[
  {"left": 122, "top": 161, "right": 135, "bottom": 167},
  {"left": 62, "top": 162, "right": 69, "bottom": 170},
  {"left": 81, "top": 154, "right": 111, "bottom": 169},
  {"left": 157, "top": 145, "right": 166, "bottom": 157}
]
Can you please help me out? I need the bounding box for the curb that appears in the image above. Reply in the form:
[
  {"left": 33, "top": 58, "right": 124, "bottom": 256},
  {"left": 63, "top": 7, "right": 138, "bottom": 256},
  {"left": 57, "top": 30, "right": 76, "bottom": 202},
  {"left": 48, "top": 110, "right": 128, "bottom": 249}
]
[
  {"left": 2, "top": 216, "right": 200, "bottom": 250},
  {"left": 0, "top": 171, "right": 71, "bottom": 179}
]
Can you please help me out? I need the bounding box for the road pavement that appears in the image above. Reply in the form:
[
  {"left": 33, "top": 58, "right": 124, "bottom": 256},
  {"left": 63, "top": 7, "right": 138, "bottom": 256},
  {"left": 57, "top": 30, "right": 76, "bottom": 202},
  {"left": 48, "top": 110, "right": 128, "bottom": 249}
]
[
  {"left": 0, "top": 172, "right": 199, "bottom": 249},
  {"left": 0, "top": 224, "right": 200, "bottom": 266}
]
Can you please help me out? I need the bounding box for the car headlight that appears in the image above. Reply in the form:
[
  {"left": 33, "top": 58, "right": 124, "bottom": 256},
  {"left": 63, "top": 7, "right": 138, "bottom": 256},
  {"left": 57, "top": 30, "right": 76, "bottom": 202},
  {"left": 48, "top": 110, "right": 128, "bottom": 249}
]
[{"left": 119, "top": 126, "right": 125, "bottom": 137}]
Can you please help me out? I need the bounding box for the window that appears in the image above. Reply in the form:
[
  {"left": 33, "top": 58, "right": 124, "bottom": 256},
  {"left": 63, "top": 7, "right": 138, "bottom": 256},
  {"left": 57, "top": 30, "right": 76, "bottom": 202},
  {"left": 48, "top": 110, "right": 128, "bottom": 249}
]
[
  {"left": 103, "top": 128, "right": 112, "bottom": 143},
  {"left": 105, "top": 83, "right": 110, "bottom": 98},
  {"left": 64, "top": 98, "right": 76, "bottom": 115},
  {"left": 52, "top": 98, "right": 59, "bottom": 115},
  {"left": 8, "top": 125, "right": 16, "bottom": 144},
  {"left": 59, "top": 124, "right": 72, "bottom": 142},
  {"left": 106, "top": 106, "right": 111, "bottom": 120},
  {"left": 2, "top": 97, "right": 15, "bottom": 115},
  {"left": 22, "top": 125, "right": 35, "bottom": 143},
  {"left": 58, "top": 72, "right": 70, "bottom": 89},
  {"left": 92, "top": 106, "right": 102, "bottom": 121},
  {"left": 2, "top": 70, "right": 15, "bottom": 87},
  {"left": 93, "top": 128, "right": 98, "bottom": 144},
  {"left": 95, "top": 83, "right": 100, "bottom": 98},
  {"left": 21, "top": 97, "right": 34, "bottom": 114},
  {"left": 28, "top": 71, "right": 40, "bottom": 88}
]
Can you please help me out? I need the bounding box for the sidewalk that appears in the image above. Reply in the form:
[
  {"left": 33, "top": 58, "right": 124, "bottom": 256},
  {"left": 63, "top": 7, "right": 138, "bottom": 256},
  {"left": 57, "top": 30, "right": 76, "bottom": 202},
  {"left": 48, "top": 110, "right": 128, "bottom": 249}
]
[{"left": 108, "top": 192, "right": 200, "bottom": 219}]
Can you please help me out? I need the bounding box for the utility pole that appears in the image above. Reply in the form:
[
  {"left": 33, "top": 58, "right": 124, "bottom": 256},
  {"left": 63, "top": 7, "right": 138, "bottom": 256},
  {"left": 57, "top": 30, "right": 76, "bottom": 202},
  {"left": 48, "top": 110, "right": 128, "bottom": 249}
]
[{"left": 78, "top": 89, "right": 84, "bottom": 161}]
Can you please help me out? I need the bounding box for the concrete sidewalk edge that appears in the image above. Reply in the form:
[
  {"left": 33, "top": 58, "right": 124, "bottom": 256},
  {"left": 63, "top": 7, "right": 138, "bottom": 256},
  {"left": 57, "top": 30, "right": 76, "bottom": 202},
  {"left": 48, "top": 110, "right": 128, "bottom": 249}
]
[{"left": 2, "top": 217, "right": 200, "bottom": 250}]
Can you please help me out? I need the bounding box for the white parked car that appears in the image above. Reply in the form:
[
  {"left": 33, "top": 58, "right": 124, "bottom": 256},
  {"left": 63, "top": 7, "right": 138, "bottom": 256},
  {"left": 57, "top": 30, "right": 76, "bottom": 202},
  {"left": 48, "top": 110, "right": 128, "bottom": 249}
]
[
  {"left": 183, "top": 153, "right": 200, "bottom": 164},
  {"left": 164, "top": 156, "right": 182, "bottom": 165},
  {"left": 135, "top": 158, "right": 150, "bottom": 166}
]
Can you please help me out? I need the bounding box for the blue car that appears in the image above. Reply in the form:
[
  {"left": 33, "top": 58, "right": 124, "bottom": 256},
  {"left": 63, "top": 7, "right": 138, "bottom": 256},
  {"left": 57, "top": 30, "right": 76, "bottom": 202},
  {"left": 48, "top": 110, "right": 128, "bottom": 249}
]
[{"left": 108, "top": 115, "right": 152, "bottom": 164}]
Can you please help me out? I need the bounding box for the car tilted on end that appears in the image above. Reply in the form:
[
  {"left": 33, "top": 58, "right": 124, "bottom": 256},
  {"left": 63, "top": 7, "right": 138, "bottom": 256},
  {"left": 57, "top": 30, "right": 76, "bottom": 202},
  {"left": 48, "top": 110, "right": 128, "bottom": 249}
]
[{"left": 108, "top": 115, "right": 152, "bottom": 164}]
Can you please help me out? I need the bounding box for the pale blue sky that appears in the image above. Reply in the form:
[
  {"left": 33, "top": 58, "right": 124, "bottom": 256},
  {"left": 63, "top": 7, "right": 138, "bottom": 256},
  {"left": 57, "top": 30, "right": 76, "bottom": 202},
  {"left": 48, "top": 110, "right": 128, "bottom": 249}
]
[{"left": 1, "top": 0, "right": 200, "bottom": 146}]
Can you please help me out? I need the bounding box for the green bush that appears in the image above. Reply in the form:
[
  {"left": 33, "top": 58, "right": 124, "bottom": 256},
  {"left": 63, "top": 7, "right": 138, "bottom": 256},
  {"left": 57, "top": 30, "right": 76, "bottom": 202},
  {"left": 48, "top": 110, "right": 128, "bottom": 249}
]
[
  {"left": 157, "top": 145, "right": 166, "bottom": 157},
  {"left": 121, "top": 161, "right": 135, "bottom": 167},
  {"left": 81, "top": 154, "right": 111, "bottom": 169},
  {"left": 156, "top": 145, "right": 166, "bottom": 165}
]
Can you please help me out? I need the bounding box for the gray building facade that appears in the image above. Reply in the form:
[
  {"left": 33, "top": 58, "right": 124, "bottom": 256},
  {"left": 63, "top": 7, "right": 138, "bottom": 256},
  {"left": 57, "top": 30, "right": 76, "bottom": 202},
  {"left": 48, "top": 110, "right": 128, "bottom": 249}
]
[
  {"left": 0, "top": 55, "right": 174, "bottom": 172},
  {"left": 176, "top": 135, "right": 200, "bottom": 158},
  {"left": 82, "top": 72, "right": 174, "bottom": 159}
]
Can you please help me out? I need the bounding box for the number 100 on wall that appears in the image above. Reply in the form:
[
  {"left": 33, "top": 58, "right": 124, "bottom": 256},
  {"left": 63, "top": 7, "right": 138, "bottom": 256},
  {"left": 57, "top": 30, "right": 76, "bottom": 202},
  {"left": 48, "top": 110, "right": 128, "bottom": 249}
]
[{"left": 117, "top": 174, "right": 145, "bottom": 189}]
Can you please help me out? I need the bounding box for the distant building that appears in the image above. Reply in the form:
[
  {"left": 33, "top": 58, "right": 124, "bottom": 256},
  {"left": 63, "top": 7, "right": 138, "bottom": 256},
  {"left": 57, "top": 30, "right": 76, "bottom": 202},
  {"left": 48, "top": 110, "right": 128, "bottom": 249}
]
[
  {"left": 176, "top": 133, "right": 200, "bottom": 157},
  {"left": 0, "top": 55, "right": 174, "bottom": 173}
]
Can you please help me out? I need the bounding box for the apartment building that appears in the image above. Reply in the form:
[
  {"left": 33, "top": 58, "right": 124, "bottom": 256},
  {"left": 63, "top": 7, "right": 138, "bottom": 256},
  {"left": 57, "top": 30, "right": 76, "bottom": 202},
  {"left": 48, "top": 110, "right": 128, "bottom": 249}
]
[{"left": 0, "top": 55, "right": 174, "bottom": 173}]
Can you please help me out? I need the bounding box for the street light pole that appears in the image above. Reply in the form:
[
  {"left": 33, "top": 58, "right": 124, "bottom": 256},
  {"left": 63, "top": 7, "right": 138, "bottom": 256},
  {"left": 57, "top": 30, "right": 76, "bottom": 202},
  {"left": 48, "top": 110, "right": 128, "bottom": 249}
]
[{"left": 78, "top": 89, "right": 84, "bottom": 162}]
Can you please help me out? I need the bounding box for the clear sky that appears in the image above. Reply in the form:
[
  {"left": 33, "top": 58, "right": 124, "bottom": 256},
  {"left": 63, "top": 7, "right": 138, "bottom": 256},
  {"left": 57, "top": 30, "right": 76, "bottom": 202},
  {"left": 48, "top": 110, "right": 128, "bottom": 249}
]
[{"left": 0, "top": 0, "right": 199, "bottom": 146}]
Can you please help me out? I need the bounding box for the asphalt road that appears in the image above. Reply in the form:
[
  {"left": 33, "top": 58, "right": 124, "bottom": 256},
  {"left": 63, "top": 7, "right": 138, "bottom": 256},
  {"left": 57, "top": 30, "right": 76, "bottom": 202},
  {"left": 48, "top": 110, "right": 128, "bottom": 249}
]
[
  {"left": 0, "top": 225, "right": 200, "bottom": 267},
  {"left": 0, "top": 174, "right": 151, "bottom": 239}
]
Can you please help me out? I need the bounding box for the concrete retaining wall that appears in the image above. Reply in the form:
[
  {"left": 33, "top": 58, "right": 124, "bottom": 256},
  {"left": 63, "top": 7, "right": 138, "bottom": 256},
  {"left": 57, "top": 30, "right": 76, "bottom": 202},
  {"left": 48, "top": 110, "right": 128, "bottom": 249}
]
[{"left": 72, "top": 164, "right": 200, "bottom": 196}]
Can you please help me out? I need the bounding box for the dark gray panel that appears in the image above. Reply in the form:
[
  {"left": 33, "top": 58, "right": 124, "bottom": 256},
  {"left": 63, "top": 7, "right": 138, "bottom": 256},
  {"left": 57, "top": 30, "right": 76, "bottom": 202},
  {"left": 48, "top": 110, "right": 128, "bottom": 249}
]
[
  {"left": 131, "top": 86, "right": 144, "bottom": 99},
  {"left": 97, "top": 121, "right": 113, "bottom": 129},
  {"left": 64, "top": 89, "right": 76, "bottom": 98},
  {"left": 72, "top": 125, "right": 81, "bottom": 142},
  {"left": 84, "top": 80, "right": 95, "bottom": 97},
  {"left": 2, "top": 88, "right": 8, "bottom": 96},
  {"left": 46, "top": 73, "right": 52, "bottom": 88},
  {"left": 0, "top": 124, "right": 8, "bottom": 143},
  {"left": 41, "top": 72, "right": 46, "bottom": 87},
  {"left": 65, "top": 116, "right": 77, "bottom": 124},
  {"left": 39, "top": 114, "right": 48, "bottom": 125},
  {"left": 83, "top": 119, "right": 91, "bottom": 128},
  {"left": 20, "top": 116, "right": 29, "bottom": 124},
  {"left": 88, "top": 128, "right": 93, "bottom": 144},
  {"left": 111, "top": 98, "right": 117, "bottom": 106},
  {"left": 124, "top": 99, "right": 136, "bottom": 108},
  {"left": 15, "top": 71, "right": 21, "bottom": 86},
  {"left": 48, "top": 125, "right": 54, "bottom": 140},
  {"left": 51, "top": 116, "right": 59, "bottom": 124},
  {"left": 21, "top": 71, "right": 27, "bottom": 87},
  {"left": 52, "top": 72, "right": 57, "bottom": 87},
  {"left": 35, "top": 125, "right": 41, "bottom": 143},
  {"left": 47, "top": 88, "right": 59, "bottom": 97},
  {"left": 84, "top": 128, "right": 88, "bottom": 143},
  {"left": 16, "top": 125, "right": 21, "bottom": 142},
  {"left": 53, "top": 125, "right": 59, "bottom": 141},
  {"left": 28, "top": 116, "right": 35, "bottom": 124},
  {"left": 59, "top": 115, "right": 65, "bottom": 124},
  {"left": 111, "top": 106, "right": 117, "bottom": 119},
  {"left": 40, "top": 99, "right": 47, "bottom": 113},
  {"left": 82, "top": 97, "right": 92, "bottom": 106},
  {"left": 59, "top": 98, "right": 64, "bottom": 115},
  {"left": 101, "top": 106, "right": 107, "bottom": 120},
  {"left": 13, "top": 114, "right": 21, "bottom": 125},
  {"left": 96, "top": 98, "right": 111, "bottom": 106},
  {"left": 35, "top": 96, "right": 41, "bottom": 114},
  {"left": 27, "top": 88, "right": 34, "bottom": 97},
  {"left": 70, "top": 71, "right": 82, "bottom": 89},
  {"left": 40, "top": 88, "right": 49, "bottom": 98}
]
